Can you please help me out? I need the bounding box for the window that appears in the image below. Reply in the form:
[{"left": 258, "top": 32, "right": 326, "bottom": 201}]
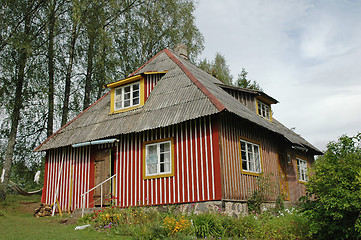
[
  {"left": 240, "top": 139, "right": 262, "bottom": 173},
  {"left": 257, "top": 100, "right": 271, "bottom": 120},
  {"left": 144, "top": 139, "right": 174, "bottom": 178},
  {"left": 114, "top": 81, "right": 140, "bottom": 110},
  {"left": 297, "top": 158, "right": 308, "bottom": 182}
]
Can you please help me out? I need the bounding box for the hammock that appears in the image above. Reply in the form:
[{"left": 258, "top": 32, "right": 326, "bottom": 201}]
[{"left": 9, "top": 180, "right": 43, "bottom": 196}]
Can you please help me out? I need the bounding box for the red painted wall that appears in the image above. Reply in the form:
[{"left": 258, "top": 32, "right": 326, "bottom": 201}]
[{"left": 42, "top": 116, "right": 222, "bottom": 210}]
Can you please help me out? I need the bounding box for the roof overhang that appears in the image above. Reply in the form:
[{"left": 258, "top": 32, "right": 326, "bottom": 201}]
[
  {"left": 104, "top": 71, "right": 168, "bottom": 89},
  {"left": 216, "top": 83, "right": 278, "bottom": 104}
]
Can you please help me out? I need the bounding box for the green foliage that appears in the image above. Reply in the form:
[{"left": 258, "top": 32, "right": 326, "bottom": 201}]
[
  {"left": 274, "top": 194, "right": 285, "bottom": 213},
  {"left": 78, "top": 200, "right": 310, "bottom": 240},
  {"left": 236, "top": 68, "right": 262, "bottom": 91},
  {"left": 247, "top": 173, "right": 273, "bottom": 214},
  {"left": 0, "top": 0, "right": 204, "bottom": 199},
  {"left": 198, "top": 52, "right": 233, "bottom": 85},
  {"left": 244, "top": 209, "right": 311, "bottom": 240},
  {"left": 301, "top": 133, "right": 361, "bottom": 239}
]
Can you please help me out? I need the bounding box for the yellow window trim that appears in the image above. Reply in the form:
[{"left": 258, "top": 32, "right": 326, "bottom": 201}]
[
  {"left": 106, "top": 74, "right": 143, "bottom": 88},
  {"left": 239, "top": 137, "right": 263, "bottom": 176},
  {"left": 277, "top": 154, "right": 290, "bottom": 201},
  {"left": 255, "top": 98, "right": 273, "bottom": 122},
  {"left": 105, "top": 71, "right": 167, "bottom": 89},
  {"left": 295, "top": 156, "right": 309, "bottom": 184},
  {"left": 142, "top": 137, "right": 175, "bottom": 180},
  {"left": 109, "top": 78, "right": 145, "bottom": 114}
]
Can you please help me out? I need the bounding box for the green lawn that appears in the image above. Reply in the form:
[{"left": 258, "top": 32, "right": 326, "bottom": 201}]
[{"left": 0, "top": 194, "right": 129, "bottom": 240}]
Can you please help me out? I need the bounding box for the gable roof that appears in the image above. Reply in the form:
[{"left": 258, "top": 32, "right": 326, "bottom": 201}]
[{"left": 35, "top": 49, "right": 322, "bottom": 154}]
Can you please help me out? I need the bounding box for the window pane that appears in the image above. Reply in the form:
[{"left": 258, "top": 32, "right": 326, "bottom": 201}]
[
  {"left": 254, "top": 154, "right": 260, "bottom": 172},
  {"left": 253, "top": 145, "right": 259, "bottom": 153},
  {"left": 242, "top": 160, "right": 247, "bottom": 170},
  {"left": 160, "top": 163, "right": 164, "bottom": 173},
  {"left": 241, "top": 151, "right": 246, "bottom": 161},
  {"left": 162, "top": 142, "right": 170, "bottom": 152},
  {"left": 115, "top": 94, "right": 122, "bottom": 102},
  {"left": 124, "top": 92, "right": 130, "bottom": 100},
  {"left": 241, "top": 142, "right": 246, "bottom": 151},
  {"left": 115, "top": 88, "right": 122, "bottom": 96},
  {"left": 133, "top": 83, "right": 139, "bottom": 90},
  {"left": 160, "top": 153, "right": 164, "bottom": 163},
  {"left": 146, "top": 154, "right": 158, "bottom": 165},
  {"left": 115, "top": 102, "right": 122, "bottom": 109},
  {"left": 133, "top": 90, "right": 139, "bottom": 98},
  {"left": 164, "top": 163, "right": 171, "bottom": 172},
  {"left": 247, "top": 144, "right": 253, "bottom": 152},
  {"left": 124, "top": 100, "right": 130, "bottom": 107},
  {"left": 133, "top": 98, "right": 139, "bottom": 105},
  {"left": 148, "top": 145, "right": 157, "bottom": 155},
  {"left": 163, "top": 152, "right": 170, "bottom": 163},
  {"left": 124, "top": 86, "right": 131, "bottom": 93},
  {"left": 148, "top": 164, "right": 157, "bottom": 175},
  {"left": 249, "top": 153, "right": 254, "bottom": 171}
]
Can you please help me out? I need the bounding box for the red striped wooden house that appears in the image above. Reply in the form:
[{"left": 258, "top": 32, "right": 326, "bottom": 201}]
[{"left": 35, "top": 48, "right": 322, "bottom": 214}]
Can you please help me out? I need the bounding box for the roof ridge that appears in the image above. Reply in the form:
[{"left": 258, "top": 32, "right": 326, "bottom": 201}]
[
  {"left": 129, "top": 49, "right": 167, "bottom": 77},
  {"left": 163, "top": 49, "right": 226, "bottom": 112},
  {"left": 34, "top": 91, "right": 111, "bottom": 152}
]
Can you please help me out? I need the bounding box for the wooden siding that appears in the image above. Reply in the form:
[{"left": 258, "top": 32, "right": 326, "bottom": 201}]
[
  {"left": 115, "top": 116, "right": 222, "bottom": 207},
  {"left": 286, "top": 152, "right": 314, "bottom": 201},
  {"left": 222, "top": 88, "right": 255, "bottom": 112},
  {"left": 42, "top": 116, "right": 222, "bottom": 210},
  {"left": 42, "top": 146, "right": 93, "bottom": 211},
  {"left": 219, "top": 115, "right": 281, "bottom": 201},
  {"left": 144, "top": 73, "right": 162, "bottom": 101}
]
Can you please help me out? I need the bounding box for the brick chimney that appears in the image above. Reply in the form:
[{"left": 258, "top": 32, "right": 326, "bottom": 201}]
[{"left": 173, "top": 43, "right": 188, "bottom": 60}]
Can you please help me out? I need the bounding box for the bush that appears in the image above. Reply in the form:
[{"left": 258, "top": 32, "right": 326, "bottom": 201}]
[
  {"left": 243, "top": 209, "right": 311, "bottom": 240},
  {"left": 247, "top": 173, "right": 274, "bottom": 214},
  {"left": 301, "top": 134, "right": 361, "bottom": 239},
  {"left": 79, "top": 199, "right": 310, "bottom": 239}
]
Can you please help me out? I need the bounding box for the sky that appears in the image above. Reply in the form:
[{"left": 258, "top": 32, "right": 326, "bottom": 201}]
[{"left": 195, "top": 0, "right": 361, "bottom": 151}]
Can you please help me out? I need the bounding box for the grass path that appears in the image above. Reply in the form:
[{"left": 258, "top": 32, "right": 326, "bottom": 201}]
[{"left": 0, "top": 194, "right": 129, "bottom": 240}]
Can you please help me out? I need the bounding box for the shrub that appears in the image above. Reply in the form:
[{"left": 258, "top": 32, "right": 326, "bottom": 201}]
[
  {"left": 79, "top": 198, "right": 310, "bottom": 239},
  {"left": 301, "top": 134, "right": 361, "bottom": 239},
  {"left": 247, "top": 173, "right": 274, "bottom": 214},
  {"left": 244, "top": 208, "right": 311, "bottom": 240}
]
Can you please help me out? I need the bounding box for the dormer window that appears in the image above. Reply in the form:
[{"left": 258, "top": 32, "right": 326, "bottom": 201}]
[
  {"left": 114, "top": 81, "right": 140, "bottom": 110},
  {"left": 257, "top": 100, "right": 271, "bottom": 120},
  {"left": 105, "top": 74, "right": 145, "bottom": 114},
  {"left": 105, "top": 71, "right": 167, "bottom": 114}
]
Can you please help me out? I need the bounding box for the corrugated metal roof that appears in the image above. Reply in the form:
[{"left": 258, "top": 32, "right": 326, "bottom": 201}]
[{"left": 35, "top": 49, "right": 322, "bottom": 154}]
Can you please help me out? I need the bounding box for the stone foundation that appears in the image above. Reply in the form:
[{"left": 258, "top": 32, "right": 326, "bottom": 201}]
[{"left": 150, "top": 200, "right": 281, "bottom": 218}]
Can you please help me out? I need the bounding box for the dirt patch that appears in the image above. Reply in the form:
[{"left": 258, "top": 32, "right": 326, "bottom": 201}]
[{"left": 19, "top": 201, "right": 42, "bottom": 215}]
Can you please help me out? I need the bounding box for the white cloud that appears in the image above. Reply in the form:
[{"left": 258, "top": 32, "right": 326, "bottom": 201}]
[{"left": 195, "top": 0, "right": 361, "bottom": 151}]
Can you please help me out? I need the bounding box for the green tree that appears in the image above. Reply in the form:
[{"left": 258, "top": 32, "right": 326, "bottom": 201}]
[
  {"left": 198, "top": 52, "right": 232, "bottom": 85},
  {"left": 0, "top": 0, "right": 204, "bottom": 201},
  {"left": 0, "top": 0, "right": 46, "bottom": 200},
  {"left": 301, "top": 133, "right": 361, "bottom": 240},
  {"left": 235, "top": 68, "right": 262, "bottom": 91}
]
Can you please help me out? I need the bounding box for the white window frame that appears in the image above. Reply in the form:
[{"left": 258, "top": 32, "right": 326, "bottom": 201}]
[
  {"left": 114, "top": 81, "right": 140, "bottom": 111},
  {"left": 145, "top": 140, "right": 172, "bottom": 177},
  {"left": 297, "top": 158, "right": 308, "bottom": 182},
  {"left": 257, "top": 100, "right": 270, "bottom": 120},
  {"left": 240, "top": 139, "right": 262, "bottom": 173}
]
